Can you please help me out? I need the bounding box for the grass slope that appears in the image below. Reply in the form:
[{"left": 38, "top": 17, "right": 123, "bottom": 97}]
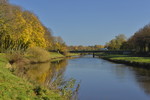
[{"left": 0, "top": 53, "right": 64, "bottom": 100}]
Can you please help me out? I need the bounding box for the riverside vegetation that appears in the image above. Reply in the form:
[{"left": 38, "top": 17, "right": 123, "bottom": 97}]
[
  {"left": 0, "top": 0, "right": 78, "bottom": 100},
  {"left": 97, "top": 53, "right": 150, "bottom": 69},
  {"left": 1, "top": 0, "right": 150, "bottom": 99},
  {"left": 97, "top": 16, "right": 150, "bottom": 68},
  {"left": 0, "top": 48, "right": 79, "bottom": 100}
]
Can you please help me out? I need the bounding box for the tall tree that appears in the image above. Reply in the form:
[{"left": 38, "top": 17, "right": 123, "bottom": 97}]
[
  {"left": 0, "top": 0, "right": 67, "bottom": 53},
  {"left": 127, "top": 24, "right": 150, "bottom": 53}
]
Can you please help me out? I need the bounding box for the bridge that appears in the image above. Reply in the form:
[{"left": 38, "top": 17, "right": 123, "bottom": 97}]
[{"left": 69, "top": 50, "right": 132, "bottom": 58}]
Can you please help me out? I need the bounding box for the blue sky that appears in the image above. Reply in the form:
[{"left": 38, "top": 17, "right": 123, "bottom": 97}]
[{"left": 9, "top": 0, "right": 150, "bottom": 46}]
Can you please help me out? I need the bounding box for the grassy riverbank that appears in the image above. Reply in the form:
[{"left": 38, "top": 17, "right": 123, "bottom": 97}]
[
  {"left": 49, "top": 52, "right": 80, "bottom": 62},
  {"left": 49, "top": 52, "right": 65, "bottom": 59},
  {"left": 0, "top": 54, "right": 63, "bottom": 100},
  {"left": 97, "top": 54, "right": 150, "bottom": 68},
  {"left": 0, "top": 52, "right": 77, "bottom": 100}
]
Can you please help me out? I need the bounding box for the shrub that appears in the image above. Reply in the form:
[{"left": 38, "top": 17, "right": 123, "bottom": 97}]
[
  {"left": 25, "top": 47, "right": 50, "bottom": 63},
  {"left": 6, "top": 51, "right": 29, "bottom": 65}
]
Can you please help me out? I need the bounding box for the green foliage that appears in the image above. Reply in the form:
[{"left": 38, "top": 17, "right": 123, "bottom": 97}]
[{"left": 105, "top": 34, "right": 127, "bottom": 50}]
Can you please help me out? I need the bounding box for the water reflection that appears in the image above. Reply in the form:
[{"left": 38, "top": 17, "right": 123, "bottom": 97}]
[
  {"left": 132, "top": 68, "right": 150, "bottom": 95},
  {"left": 14, "top": 59, "right": 79, "bottom": 100},
  {"left": 114, "top": 64, "right": 150, "bottom": 95},
  {"left": 65, "top": 56, "right": 150, "bottom": 100},
  {"left": 15, "top": 59, "right": 68, "bottom": 86},
  {"left": 13, "top": 56, "right": 150, "bottom": 100}
]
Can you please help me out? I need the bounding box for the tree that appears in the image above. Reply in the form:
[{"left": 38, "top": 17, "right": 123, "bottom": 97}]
[
  {"left": 94, "top": 45, "right": 104, "bottom": 50},
  {"left": 43, "top": 27, "right": 54, "bottom": 49},
  {"left": 127, "top": 24, "right": 150, "bottom": 53},
  {"left": 105, "top": 34, "right": 127, "bottom": 50},
  {"left": 0, "top": 1, "right": 67, "bottom": 53},
  {"left": 22, "top": 11, "right": 47, "bottom": 48},
  {"left": 52, "top": 36, "right": 68, "bottom": 54},
  {"left": 0, "top": 3, "right": 52, "bottom": 52}
]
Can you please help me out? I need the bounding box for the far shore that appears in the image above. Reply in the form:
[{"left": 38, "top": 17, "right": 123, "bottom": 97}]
[{"left": 95, "top": 54, "right": 150, "bottom": 69}]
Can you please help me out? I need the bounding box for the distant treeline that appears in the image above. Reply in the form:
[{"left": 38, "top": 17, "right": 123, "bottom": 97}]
[
  {"left": 68, "top": 45, "right": 104, "bottom": 51},
  {"left": 1, "top": 0, "right": 150, "bottom": 55},
  {"left": 0, "top": 0, "right": 67, "bottom": 54},
  {"left": 70, "top": 23, "right": 150, "bottom": 55}
]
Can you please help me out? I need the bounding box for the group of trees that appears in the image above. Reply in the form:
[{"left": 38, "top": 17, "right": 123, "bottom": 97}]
[
  {"left": 1, "top": 0, "right": 150, "bottom": 54},
  {"left": 127, "top": 24, "right": 150, "bottom": 53},
  {"left": 0, "top": 0, "right": 67, "bottom": 54},
  {"left": 51, "top": 36, "right": 68, "bottom": 54},
  {"left": 68, "top": 45, "right": 104, "bottom": 51},
  {"left": 105, "top": 24, "right": 150, "bottom": 54}
]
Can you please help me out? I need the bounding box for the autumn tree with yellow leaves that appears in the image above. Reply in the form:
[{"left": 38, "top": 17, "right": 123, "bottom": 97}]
[{"left": 0, "top": 1, "right": 67, "bottom": 53}]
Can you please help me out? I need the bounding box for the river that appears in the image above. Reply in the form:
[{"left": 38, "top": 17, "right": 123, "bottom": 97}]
[
  {"left": 65, "top": 55, "right": 150, "bottom": 100},
  {"left": 16, "top": 55, "right": 150, "bottom": 100}
]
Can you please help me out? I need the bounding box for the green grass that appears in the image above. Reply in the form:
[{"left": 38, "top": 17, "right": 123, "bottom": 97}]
[
  {"left": 112, "top": 57, "right": 150, "bottom": 63},
  {"left": 49, "top": 52, "right": 80, "bottom": 59},
  {"left": 0, "top": 51, "right": 78, "bottom": 100},
  {"left": 101, "top": 54, "right": 150, "bottom": 63},
  {"left": 49, "top": 52, "right": 65, "bottom": 59},
  {"left": 0, "top": 53, "right": 7, "bottom": 65},
  {"left": 66, "top": 53, "right": 80, "bottom": 57},
  {"left": 0, "top": 53, "right": 66, "bottom": 100}
]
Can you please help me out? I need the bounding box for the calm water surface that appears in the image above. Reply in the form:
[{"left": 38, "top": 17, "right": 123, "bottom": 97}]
[
  {"left": 17, "top": 55, "right": 150, "bottom": 100},
  {"left": 65, "top": 55, "right": 150, "bottom": 100}
]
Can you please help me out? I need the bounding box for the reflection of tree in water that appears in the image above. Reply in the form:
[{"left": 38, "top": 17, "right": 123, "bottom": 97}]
[
  {"left": 14, "top": 59, "right": 79, "bottom": 99},
  {"left": 46, "top": 60, "right": 79, "bottom": 100},
  {"left": 15, "top": 59, "right": 68, "bottom": 86},
  {"left": 113, "top": 64, "right": 150, "bottom": 95},
  {"left": 112, "top": 64, "right": 128, "bottom": 80},
  {"left": 132, "top": 68, "right": 150, "bottom": 95},
  {"left": 45, "top": 60, "right": 68, "bottom": 87}
]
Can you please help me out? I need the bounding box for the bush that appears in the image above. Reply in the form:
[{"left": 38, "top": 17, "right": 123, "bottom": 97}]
[
  {"left": 25, "top": 47, "right": 50, "bottom": 63},
  {"left": 6, "top": 51, "right": 29, "bottom": 65}
]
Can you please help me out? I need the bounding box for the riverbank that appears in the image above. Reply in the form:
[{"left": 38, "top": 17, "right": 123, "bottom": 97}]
[
  {"left": 49, "top": 52, "right": 80, "bottom": 62},
  {"left": 96, "top": 54, "right": 150, "bottom": 69},
  {"left": 49, "top": 52, "right": 79, "bottom": 59},
  {"left": 0, "top": 54, "right": 65, "bottom": 100},
  {"left": 0, "top": 52, "right": 78, "bottom": 100}
]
